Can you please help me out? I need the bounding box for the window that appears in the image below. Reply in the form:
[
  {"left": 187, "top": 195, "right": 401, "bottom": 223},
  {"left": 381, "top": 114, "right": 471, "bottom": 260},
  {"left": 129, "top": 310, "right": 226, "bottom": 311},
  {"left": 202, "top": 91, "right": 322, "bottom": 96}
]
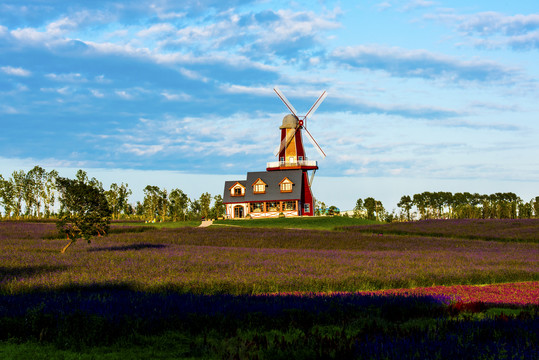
[
  {"left": 283, "top": 201, "right": 296, "bottom": 211},
  {"left": 279, "top": 177, "right": 294, "bottom": 193},
  {"left": 304, "top": 203, "right": 310, "bottom": 213},
  {"left": 252, "top": 178, "right": 267, "bottom": 194},
  {"left": 281, "top": 183, "right": 292, "bottom": 192},
  {"left": 250, "top": 202, "right": 264, "bottom": 213},
  {"left": 230, "top": 182, "right": 244, "bottom": 197},
  {"left": 266, "top": 201, "right": 279, "bottom": 212}
]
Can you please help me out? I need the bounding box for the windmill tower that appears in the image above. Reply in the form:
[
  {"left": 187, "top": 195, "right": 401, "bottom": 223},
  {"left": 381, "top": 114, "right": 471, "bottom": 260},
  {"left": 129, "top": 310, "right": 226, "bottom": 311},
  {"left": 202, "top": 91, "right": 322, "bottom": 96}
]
[
  {"left": 222, "top": 87, "right": 328, "bottom": 219},
  {"left": 266, "top": 87, "right": 328, "bottom": 215},
  {"left": 271, "top": 87, "right": 327, "bottom": 168}
]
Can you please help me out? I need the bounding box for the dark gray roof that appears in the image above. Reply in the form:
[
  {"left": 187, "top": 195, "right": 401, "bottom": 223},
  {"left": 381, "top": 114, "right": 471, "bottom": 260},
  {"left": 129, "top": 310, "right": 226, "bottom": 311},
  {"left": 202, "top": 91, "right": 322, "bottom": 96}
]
[{"left": 223, "top": 169, "right": 303, "bottom": 203}]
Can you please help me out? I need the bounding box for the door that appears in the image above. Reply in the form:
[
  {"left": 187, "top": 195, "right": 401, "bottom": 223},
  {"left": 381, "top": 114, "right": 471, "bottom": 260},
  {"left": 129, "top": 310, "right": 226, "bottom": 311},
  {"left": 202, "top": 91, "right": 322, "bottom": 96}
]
[{"left": 234, "top": 205, "right": 244, "bottom": 218}]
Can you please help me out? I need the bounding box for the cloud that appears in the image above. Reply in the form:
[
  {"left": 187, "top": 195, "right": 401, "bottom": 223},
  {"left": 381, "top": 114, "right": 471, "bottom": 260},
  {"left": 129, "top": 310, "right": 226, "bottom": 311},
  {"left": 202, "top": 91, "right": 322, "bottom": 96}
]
[
  {"left": 331, "top": 45, "right": 518, "bottom": 82},
  {"left": 401, "top": 0, "right": 436, "bottom": 12},
  {"left": 1, "top": 66, "right": 31, "bottom": 76},
  {"left": 457, "top": 12, "right": 539, "bottom": 36},
  {"left": 136, "top": 23, "right": 176, "bottom": 38},
  {"left": 424, "top": 11, "right": 539, "bottom": 50}
]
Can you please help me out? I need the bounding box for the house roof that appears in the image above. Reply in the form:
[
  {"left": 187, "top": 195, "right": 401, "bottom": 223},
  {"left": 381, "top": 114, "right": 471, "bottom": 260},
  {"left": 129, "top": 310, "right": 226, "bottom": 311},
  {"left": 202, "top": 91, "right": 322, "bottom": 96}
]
[{"left": 223, "top": 169, "right": 304, "bottom": 203}]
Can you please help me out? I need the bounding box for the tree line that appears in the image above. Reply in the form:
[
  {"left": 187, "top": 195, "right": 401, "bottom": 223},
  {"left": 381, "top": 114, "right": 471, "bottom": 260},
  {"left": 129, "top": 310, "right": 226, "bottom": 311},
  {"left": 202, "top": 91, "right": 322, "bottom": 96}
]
[
  {"left": 394, "top": 191, "right": 539, "bottom": 221},
  {"left": 0, "top": 166, "right": 224, "bottom": 221},
  {"left": 351, "top": 192, "right": 539, "bottom": 222},
  {"left": 2, "top": 166, "right": 537, "bottom": 222}
]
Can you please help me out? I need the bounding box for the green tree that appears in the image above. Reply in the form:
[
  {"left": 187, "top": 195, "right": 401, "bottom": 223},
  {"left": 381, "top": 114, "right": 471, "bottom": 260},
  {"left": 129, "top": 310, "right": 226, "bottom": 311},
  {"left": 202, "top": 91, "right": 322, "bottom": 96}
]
[
  {"left": 27, "top": 165, "right": 47, "bottom": 217},
  {"left": 327, "top": 205, "right": 340, "bottom": 216},
  {"left": 211, "top": 194, "right": 225, "bottom": 219},
  {"left": 0, "top": 175, "right": 15, "bottom": 218},
  {"left": 12, "top": 170, "right": 26, "bottom": 219},
  {"left": 199, "top": 192, "right": 212, "bottom": 219},
  {"left": 159, "top": 188, "right": 168, "bottom": 222},
  {"left": 56, "top": 177, "right": 111, "bottom": 253},
  {"left": 189, "top": 199, "right": 201, "bottom": 220},
  {"left": 105, "top": 183, "right": 132, "bottom": 220},
  {"left": 143, "top": 185, "right": 161, "bottom": 221},
  {"left": 397, "top": 195, "right": 413, "bottom": 221},
  {"left": 43, "top": 169, "right": 58, "bottom": 218},
  {"left": 363, "top": 197, "right": 376, "bottom": 220},
  {"left": 533, "top": 196, "right": 539, "bottom": 218},
  {"left": 353, "top": 198, "right": 364, "bottom": 218},
  {"left": 169, "top": 188, "right": 189, "bottom": 221}
]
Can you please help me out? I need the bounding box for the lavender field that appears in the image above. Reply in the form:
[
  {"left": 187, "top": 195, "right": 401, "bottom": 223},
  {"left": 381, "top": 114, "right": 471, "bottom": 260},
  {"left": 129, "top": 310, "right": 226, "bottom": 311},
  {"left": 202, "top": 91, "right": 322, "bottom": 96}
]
[
  {"left": 339, "top": 218, "right": 539, "bottom": 242},
  {"left": 1, "top": 220, "right": 538, "bottom": 358},
  {"left": 0, "top": 221, "right": 537, "bottom": 295}
]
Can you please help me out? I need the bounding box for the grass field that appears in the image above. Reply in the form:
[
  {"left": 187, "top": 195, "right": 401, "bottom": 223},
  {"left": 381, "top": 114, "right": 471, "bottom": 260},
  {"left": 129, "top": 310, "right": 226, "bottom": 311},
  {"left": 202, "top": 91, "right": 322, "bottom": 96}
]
[
  {"left": 212, "top": 216, "right": 381, "bottom": 230},
  {"left": 0, "top": 219, "right": 537, "bottom": 359}
]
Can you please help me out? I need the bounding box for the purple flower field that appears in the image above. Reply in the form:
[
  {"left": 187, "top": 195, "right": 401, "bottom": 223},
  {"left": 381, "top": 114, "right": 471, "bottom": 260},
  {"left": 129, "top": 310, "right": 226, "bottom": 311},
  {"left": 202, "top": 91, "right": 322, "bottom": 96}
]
[
  {"left": 339, "top": 218, "right": 539, "bottom": 242},
  {"left": 1, "top": 221, "right": 537, "bottom": 296}
]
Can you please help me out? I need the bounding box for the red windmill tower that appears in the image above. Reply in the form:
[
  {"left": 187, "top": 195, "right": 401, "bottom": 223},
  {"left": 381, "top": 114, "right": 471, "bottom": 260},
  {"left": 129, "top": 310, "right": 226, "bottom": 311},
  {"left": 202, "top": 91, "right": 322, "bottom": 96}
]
[
  {"left": 222, "top": 87, "right": 327, "bottom": 218},
  {"left": 266, "top": 87, "right": 328, "bottom": 215}
]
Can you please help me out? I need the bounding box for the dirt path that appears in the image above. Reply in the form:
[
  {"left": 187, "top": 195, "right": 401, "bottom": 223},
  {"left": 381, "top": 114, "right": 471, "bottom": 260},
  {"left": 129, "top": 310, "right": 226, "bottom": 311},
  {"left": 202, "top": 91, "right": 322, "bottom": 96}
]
[{"left": 199, "top": 220, "right": 213, "bottom": 228}]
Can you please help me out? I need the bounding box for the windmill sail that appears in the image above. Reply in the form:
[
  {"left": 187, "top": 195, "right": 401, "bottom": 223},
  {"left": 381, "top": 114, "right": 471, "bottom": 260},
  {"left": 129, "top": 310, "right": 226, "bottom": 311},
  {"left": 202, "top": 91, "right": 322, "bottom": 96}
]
[{"left": 273, "top": 87, "right": 298, "bottom": 116}]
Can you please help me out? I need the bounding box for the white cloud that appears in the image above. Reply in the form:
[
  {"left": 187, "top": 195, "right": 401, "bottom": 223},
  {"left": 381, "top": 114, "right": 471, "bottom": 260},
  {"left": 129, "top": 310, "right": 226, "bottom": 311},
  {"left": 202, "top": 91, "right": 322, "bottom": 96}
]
[
  {"left": 123, "top": 144, "right": 164, "bottom": 156},
  {"left": 90, "top": 89, "right": 104, "bottom": 98},
  {"left": 1, "top": 66, "right": 31, "bottom": 77},
  {"left": 331, "top": 44, "right": 518, "bottom": 82},
  {"left": 424, "top": 10, "right": 539, "bottom": 49},
  {"left": 161, "top": 91, "right": 191, "bottom": 101},
  {"left": 115, "top": 90, "right": 132, "bottom": 99},
  {"left": 46, "top": 73, "right": 86, "bottom": 82},
  {"left": 137, "top": 23, "right": 175, "bottom": 38}
]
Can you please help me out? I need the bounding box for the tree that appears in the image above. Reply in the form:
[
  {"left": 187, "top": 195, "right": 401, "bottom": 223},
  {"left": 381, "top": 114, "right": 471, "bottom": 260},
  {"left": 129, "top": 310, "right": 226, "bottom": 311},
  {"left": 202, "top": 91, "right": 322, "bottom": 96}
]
[
  {"left": 26, "top": 165, "right": 47, "bottom": 217},
  {"left": 199, "top": 192, "right": 212, "bottom": 219},
  {"left": 533, "top": 196, "right": 539, "bottom": 218},
  {"left": 189, "top": 199, "right": 201, "bottom": 220},
  {"left": 353, "top": 198, "right": 364, "bottom": 218},
  {"left": 397, "top": 195, "right": 413, "bottom": 221},
  {"left": 43, "top": 169, "right": 58, "bottom": 218},
  {"left": 0, "top": 175, "right": 15, "bottom": 218},
  {"left": 143, "top": 185, "right": 161, "bottom": 221},
  {"left": 363, "top": 197, "right": 376, "bottom": 220},
  {"left": 327, "top": 205, "right": 340, "bottom": 216},
  {"left": 211, "top": 194, "right": 225, "bottom": 219},
  {"left": 56, "top": 177, "right": 111, "bottom": 253},
  {"left": 169, "top": 188, "right": 189, "bottom": 221},
  {"left": 159, "top": 188, "right": 168, "bottom": 222},
  {"left": 12, "top": 170, "right": 26, "bottom": 219},
  {"left": 105, "top": 183, "right": 132, "bottom": 220}
]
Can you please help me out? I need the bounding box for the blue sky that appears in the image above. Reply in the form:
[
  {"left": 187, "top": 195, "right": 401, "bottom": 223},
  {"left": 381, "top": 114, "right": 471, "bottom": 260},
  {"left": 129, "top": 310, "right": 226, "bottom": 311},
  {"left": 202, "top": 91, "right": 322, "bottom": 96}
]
[{"left": 1, "top": 0, "right": 538, "bottom": 210}]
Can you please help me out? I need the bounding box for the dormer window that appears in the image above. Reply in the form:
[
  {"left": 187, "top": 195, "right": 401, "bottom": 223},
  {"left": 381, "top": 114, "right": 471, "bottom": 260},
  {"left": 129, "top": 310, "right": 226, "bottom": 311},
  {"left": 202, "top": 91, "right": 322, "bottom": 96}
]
[
  {"left": 229, "top": 182, "right": 245, "bottom": 197},
  {"left": 252, "top": 178, "right": 267, "bottom": 194},
  {"left": 279, "top": 177, "right": 294, "bottom": 193}
]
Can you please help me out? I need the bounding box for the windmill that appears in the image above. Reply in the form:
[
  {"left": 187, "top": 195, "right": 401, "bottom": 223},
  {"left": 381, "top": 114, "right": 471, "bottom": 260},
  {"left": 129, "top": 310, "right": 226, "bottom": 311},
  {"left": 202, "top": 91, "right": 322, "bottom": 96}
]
[{"left": 273, "top": 87, "right": 327, "bottom": 160}]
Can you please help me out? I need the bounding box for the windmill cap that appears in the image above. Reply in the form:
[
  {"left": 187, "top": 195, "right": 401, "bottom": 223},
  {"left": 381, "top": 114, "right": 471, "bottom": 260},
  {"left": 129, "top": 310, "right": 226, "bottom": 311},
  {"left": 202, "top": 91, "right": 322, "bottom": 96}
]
[{"left": 279, "top": 114, "right": 298, "bottom": 129}]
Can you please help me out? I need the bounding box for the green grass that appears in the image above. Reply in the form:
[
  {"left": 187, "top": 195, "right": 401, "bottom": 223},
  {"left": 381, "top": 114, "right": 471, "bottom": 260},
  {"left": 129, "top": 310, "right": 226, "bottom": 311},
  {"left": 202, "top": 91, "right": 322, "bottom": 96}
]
[
  {"left": 0, "top": 333, "right": 198, "bottom": 360},
  {"left": 212, "top": 216, "right": 382, "bottom": 230},
  {"left": 113, "top": 220, "right": 202, "bottom": 228}
]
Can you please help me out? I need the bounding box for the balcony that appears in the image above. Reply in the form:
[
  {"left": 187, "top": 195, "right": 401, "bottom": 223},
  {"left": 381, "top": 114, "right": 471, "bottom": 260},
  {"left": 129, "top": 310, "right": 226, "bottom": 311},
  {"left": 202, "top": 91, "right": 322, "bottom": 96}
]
[{"left": 266, "top": 159, "right": 318, "bottom": 169}]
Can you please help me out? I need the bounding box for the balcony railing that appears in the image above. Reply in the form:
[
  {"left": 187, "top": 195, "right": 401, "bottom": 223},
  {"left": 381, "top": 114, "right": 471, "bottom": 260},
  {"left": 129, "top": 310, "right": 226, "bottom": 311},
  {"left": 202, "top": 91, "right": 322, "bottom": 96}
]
[{"left": 266, "top": 159, "right": 318, "bottom": 168}]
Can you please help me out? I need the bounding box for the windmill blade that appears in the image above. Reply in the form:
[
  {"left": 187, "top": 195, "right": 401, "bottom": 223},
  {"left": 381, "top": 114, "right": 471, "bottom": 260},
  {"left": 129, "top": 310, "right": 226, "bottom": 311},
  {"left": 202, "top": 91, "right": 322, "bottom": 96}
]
[
  {"left": 273, "top": 87, "right": 298, "bottom": 116},
  {"left": 274, "top": 126, "right": 299, "bottom": 156},
  {"left": 303, "top": 127, "right": 326, "bottom": 158},
  {"left": 304, "top": 91, "right": 327, "bottom": 122}
]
